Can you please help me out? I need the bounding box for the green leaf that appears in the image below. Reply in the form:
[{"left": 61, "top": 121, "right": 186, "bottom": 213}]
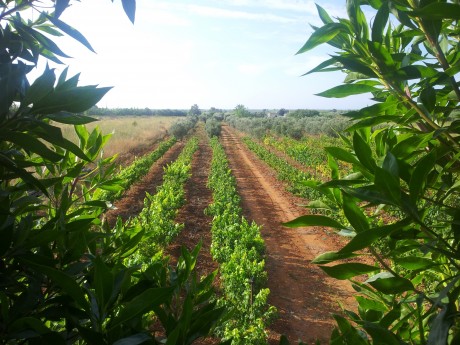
[
  {"left": 368, "top": 276, "right": 414, "bottom": 294},
  {"left": 364, "top": 322, "right": 403, "bottom": 345},
  {"left": 31, "top": 86, "right": 111, "bottom": 115},
  {"left": 283, "top": 215, "right": 346, "bottom": 229},
  {"left": 302, "top": 57, "right": 338, "bottom": 76},
  {"left": 0, "top": 154, "right": 49, "bottom": 195},
  {"left": 46, "top": 112, "right": 97, "bottom": 125},
  {"left": 21, "top": 259, "right": 90, "bottom": 311},
  {"left": 93, "top": 256, "right": 113, "bottom": 315},
  {"left": 374, "top": 166, "right": 401, "bottom": 204},
  {"left": 391, "top": 132, "right": 433, "bottom": 160},
  {"left": 320, "top": 263, "right": 377, "bottom": 279},
  {"left": 316, "top": 83, "right": 378, "bottom": 98},
  {"left": 46, "top": 15, "right": 95, "bottom": 53},
  {"left": 396, "top": 256, "right": 434, "bottom": 270},
  {"left": 409, "top": 3, "right": 460, "bottom": 20},
  {"left": 368, "top": 41, "right": 395, "bottom": 72},
  {"left": 339, "top": 219, "right": 411, "bottom": 253},
  {"left": 342, "top": 185, "right": 396, "bottom": 205},
  {"left": 22, "top": 65, "right": 56, "bottom": 106},
  {"left": 32, "top": 121, "right": 90, "bottom": 161},
  {"left": 1, "top": 131, "right": 63, "bottom": 162},
  {"left": 312, "top": 251, "right": 359, "bottom": 264},
  {"left": 355, "top": 296, "right": 388, "bottom": 312},
  {"left": 372, "top": 1, "right": 389, "bottom": 42},
  {"left": 420, "top": 86, "right": 436, "bottom": 113},
  {"left": 427, "top": 306, "right": 454, "bottom": 345},
  {"left": 333, "top": 55, "right": 377, "bottom": 78},
  {"left": 296, "top": 23, "right": 347, "bottom": 54},
  {"left": 409, "top": 151, "right": 436, "bottom": 202},
  {"left": 97, "top": 180, "right": 124, "bottom": 193},
  {"left": 110, "top": 287, "right": 173, "bottom": 329},
  {"left": 353, "top": 132, "right": 376, "bottom": 173},
  {"left": 326, "top": 147, "right": 360, "bottom": 165},
  {"left": 316, "top": 4, "right": 333, "bottom": 24},
  {"left": 121, "top": 0, "right": 136, "bottom": 24},
  {"left": 347, "top": 115, "right": 398, "bottom": 131},
  {"left": 343, "top": 193, "right": 369, "bottom": 232}
]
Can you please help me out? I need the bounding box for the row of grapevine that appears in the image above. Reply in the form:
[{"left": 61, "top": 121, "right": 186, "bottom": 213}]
[
  {"left": 262, "top": 135, "right": 343, "bottom": 181},
  {"left": 242, "top": 137, "right": 321, "bottom": 202},
  {"left": 123, "top": 136, "right": 199, "bottom": 267},
  {"left": 95, "top": 136, "right": 177, "bottom": 201},
  {"left": 207, "top": 137, "right": 276, "bottom": 344}
]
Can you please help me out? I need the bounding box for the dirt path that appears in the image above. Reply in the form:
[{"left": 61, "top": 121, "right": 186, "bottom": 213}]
[
  {"left": 220, "top": 125, "right": 356, "bottom": 345},
  {"left": 105, "top": 141, "right": 184, "bottom": 227}
]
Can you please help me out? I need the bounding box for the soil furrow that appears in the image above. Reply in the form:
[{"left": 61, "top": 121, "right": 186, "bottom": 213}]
[
  {"left": 219, "top": 125, "right": 355, "bottom": 345},
  {"left": 105, "top": 141, "right": 184, "bottom": 227}
]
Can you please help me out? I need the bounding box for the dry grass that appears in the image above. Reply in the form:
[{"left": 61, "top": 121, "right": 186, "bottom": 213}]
[{"left": 59, "top": 116, "right": 183, "bottom": 162}]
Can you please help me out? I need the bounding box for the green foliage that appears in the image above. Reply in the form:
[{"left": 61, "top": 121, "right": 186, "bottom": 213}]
[
  {"left": 170, "top": 117, "right": 198, "bottom": 140},
  {"left": 233, "top": 104, "right": 252, "bottom": 118},
  {"left": 0, "top": 2, "right": 223, "bottom": 344},
  {"left": 207, "top": 137, "right": 276, "bottom": 344},
  {"left": 285, "top": 1, "right": 460, "bottom": 344},
  {"left": 227, "top": 113, "right": 350, "bottom": 139},
  {"left": 242, "top": 137, "right": 322, "bottom": 201},
  {"left": 188, "top": 104, "right": 202, "bottom": 116},
  {"left": 205, "top": 118, "right": 222, "bottom": 137},
  {"left": 286, "top": 109, "right": 320, "bottom": 119}
]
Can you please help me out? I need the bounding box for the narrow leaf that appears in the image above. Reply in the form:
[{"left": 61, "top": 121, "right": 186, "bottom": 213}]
[
  {"left": 316, "top": 83, "right": 378, "bottom": 98},
  {"left": 110, "top": 287, "right": 173, "bottom": 329},
  {"left": 121, "top": 0, "right": 136, "bottom": 23},
  {"left": 409, "top": 3, "right": 460, "bottom": 20},
  {"left": 320, "top": 263, "right": 377, "bottom": 279},
  {"left": 283, "top": 215, "right": 346, "bottom": 229},
  {"left": 369, "top": 276, "right": 414, "bottom": 294},
  {"left": 297, "top": 23, "right": 346, "bottom": 54},
  {"left": 46, "top": 15, "right": 95, "bottom": 53},
  {"left": 372, "top": 2, "right": 389, "bottom": 42},
  {"left": 312, "top": 251, "right": 359, "bottom": 264}
]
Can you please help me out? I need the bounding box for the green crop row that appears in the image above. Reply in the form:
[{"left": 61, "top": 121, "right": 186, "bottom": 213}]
[
  {"left": 207, "top": 137, "right": 276, "bottom": 345},
  {"left": 262, "top": 135, "right": 352, "bottom": 181},
  {"left": 122, "top": 136, "right": 199, "bottom": 267},
  {"left": 242, "top": 137, "right": 322, "bottom": 202},
  {"left": 95, "top": 136, "right": 177, "bottom": 202}
]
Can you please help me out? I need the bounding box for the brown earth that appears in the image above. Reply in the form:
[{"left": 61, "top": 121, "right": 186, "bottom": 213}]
[{"left": 110, "top": 124, "right": 358, "bottom": 344}]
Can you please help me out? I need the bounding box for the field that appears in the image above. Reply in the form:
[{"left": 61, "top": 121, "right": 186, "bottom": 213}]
[
  {"left": 102, "top": 122, "right": 355, "bottom": 344},
  {"left": 58, "top": 116, "right": 183, "bottom": 164}
]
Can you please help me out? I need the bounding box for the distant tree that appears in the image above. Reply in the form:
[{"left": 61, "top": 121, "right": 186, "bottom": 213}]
[
  {"left": 278, "top": 108, "right": 288, "bottom": 116},
  {"left": 234, "top": 104, "right": 252, "bottom": 118},
  {"left": 286, "top": 109, "right": 320, "bottom": 119},
  {"left": 188, "top": 104, "right": 201, "bottom": 116}
]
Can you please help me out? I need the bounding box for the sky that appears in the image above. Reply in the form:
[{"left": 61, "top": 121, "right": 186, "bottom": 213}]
[{"left": 38, "top": 0, "right": 376, "bottom": 110}]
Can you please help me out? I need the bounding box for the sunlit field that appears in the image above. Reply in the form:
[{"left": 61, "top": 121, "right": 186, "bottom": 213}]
[{"left": 59, "top": 116, "right": 183, "bottom": 161}]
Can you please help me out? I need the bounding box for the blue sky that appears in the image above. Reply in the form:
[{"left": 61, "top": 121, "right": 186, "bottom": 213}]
[{"left": 49, "top": 0, "right": 375, "bottom": 110}]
